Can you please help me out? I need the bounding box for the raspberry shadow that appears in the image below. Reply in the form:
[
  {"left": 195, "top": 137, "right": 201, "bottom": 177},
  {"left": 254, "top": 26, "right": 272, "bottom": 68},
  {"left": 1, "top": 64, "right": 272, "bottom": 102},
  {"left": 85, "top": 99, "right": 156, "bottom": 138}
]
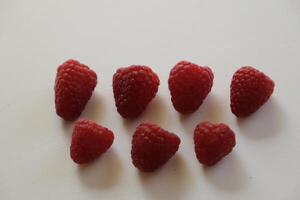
[
  {"left": 138, "top": 154, "right": 194, "bottom": 200},
  {"left": 77, "top": 149, "right": 122, "bottom": 189},
  {"left": 202, "top": 152, "right": 248, "bottom": 191},
  {"left": 122, "top": 96, "right": 168, "bottom": 134},
  {"left": 179, "top": 94, "right": 225, "bottom": 134},
  {"left": 236, "top": 98, "right": 284, "bottom": 140},
  {"left": 80, "top": 93, "right": 106, "bottom": 122}
]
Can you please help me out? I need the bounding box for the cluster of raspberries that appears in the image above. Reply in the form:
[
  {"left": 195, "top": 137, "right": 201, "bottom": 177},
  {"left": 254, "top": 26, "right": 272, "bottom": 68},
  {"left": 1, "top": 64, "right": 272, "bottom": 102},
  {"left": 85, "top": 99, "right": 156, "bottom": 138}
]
[{"left": 55, "top": 59, "right": 275, "bottom": 172}]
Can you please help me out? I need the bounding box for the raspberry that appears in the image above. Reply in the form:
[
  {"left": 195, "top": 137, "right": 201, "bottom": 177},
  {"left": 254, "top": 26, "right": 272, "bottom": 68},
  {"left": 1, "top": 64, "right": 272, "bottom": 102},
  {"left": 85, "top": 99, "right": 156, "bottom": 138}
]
[
  {"left": 113, "top": 65, "right": 160, "bottom": 118},
  {"left": 230, "top": 66, "right": 275, "bottom": 117},
  {"left": 70, "top": 119, "right": 114, "bottom": 164},
  {"left": 194, "top": 122, "right": 236, "bottom": 166},
  {"left": 131, "top": 123, "right": 181, "bottom": 172},
  {"left": 55, "top": 59, "right": 97, "bottom": 120},
  {"left": 168, "top": 61, "right": 214, "bottom": 114}
]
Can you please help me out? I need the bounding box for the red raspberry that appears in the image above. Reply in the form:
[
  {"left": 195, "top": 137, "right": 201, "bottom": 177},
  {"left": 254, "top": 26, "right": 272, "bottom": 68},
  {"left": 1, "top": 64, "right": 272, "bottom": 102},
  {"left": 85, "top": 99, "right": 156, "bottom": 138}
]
[
  {"left": 230, "top": 66, "right": 275, "bottom": 117},
  {"left": 55, "top": 60, "right": 97, "bottom": 120},
  {"left": 70, "top": 119, "right": 114, "bottom": 164},
  {"left": 194, "top": 122, "right": 236, "bottom": 166},
  {"left": 131, "top": 123, "right": 181, "bottom": 172},
  {"left": 168, "top": 61, "right": 214, "bottom": 114},
  {"left": 113, "top": 66, "right": 160, "bottom": 118}
]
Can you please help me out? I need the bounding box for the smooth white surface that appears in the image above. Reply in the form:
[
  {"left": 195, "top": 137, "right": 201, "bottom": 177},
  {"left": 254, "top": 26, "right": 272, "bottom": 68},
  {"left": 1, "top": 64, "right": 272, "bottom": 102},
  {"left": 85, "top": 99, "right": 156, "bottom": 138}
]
[{"left": 0, "top": 0, "right": 300, "bottom": 199}]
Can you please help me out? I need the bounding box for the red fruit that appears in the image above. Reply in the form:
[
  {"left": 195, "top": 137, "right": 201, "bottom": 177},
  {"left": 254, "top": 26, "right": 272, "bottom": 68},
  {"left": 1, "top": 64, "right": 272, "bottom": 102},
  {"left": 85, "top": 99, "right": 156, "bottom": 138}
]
[
  {"left": 55, "top": 60, "right": 97, "bottom": 120},
  {"left": 131, "top": 123, "right": 181, "bottom": 172},
  {"left": 113, "top": 66, "right": 160, "bottom": 118},
  {"left": 168, "top": 61, "right": 214, "bottom": 114},
  {"left": 70, "top": 119, "right": 114, "bottom": 164},
  {"left": 230, "top": 66, "right": 275, "bottom": 117},
  {"left": 194, "top": 122, "right": 236, "bottom": 166}
]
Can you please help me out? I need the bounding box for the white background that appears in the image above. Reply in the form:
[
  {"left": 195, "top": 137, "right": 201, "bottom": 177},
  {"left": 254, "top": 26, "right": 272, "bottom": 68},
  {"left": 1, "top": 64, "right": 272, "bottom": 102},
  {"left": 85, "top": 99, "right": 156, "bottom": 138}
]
[{"left": 0, "top": 0, "right": 299, "bottom": 199}]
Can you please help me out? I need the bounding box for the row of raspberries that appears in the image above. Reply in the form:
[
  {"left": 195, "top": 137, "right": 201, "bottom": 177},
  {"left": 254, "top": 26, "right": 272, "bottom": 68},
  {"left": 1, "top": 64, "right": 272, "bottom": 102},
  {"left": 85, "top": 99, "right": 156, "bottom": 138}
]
[
  {"left": 71, "top": 119, "right": 236, "bottom": 171},
  {"left": 55, "top": 60, "right": 274, "bottom": 120},
  {"left": 54, "top": 59, "right": 275, "bottom": 171}
]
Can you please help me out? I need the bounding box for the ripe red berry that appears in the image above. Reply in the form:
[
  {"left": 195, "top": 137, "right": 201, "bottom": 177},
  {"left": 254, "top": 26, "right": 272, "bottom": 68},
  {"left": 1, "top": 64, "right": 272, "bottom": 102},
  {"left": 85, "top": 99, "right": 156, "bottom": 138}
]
[
  {"left": 230, "top": 66, "right": 275, "bottom": 117},
  {"left": 131, "top": 123, "right": 181, "bottom": 172},
  {"left": 168, "top": 61, "right": 214, "bottom": 114},
  {"left": 194, "top": 122, "right": 236, "bottom": 166},
  {"left": 55, "top": 60, "right": 97, "bottom": 121},
  {"left": 113, "top": 65, "right": 160, "bottom": 118},
  {"left": 70, "top": 119, "right": 114, "bottom": 164}
]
